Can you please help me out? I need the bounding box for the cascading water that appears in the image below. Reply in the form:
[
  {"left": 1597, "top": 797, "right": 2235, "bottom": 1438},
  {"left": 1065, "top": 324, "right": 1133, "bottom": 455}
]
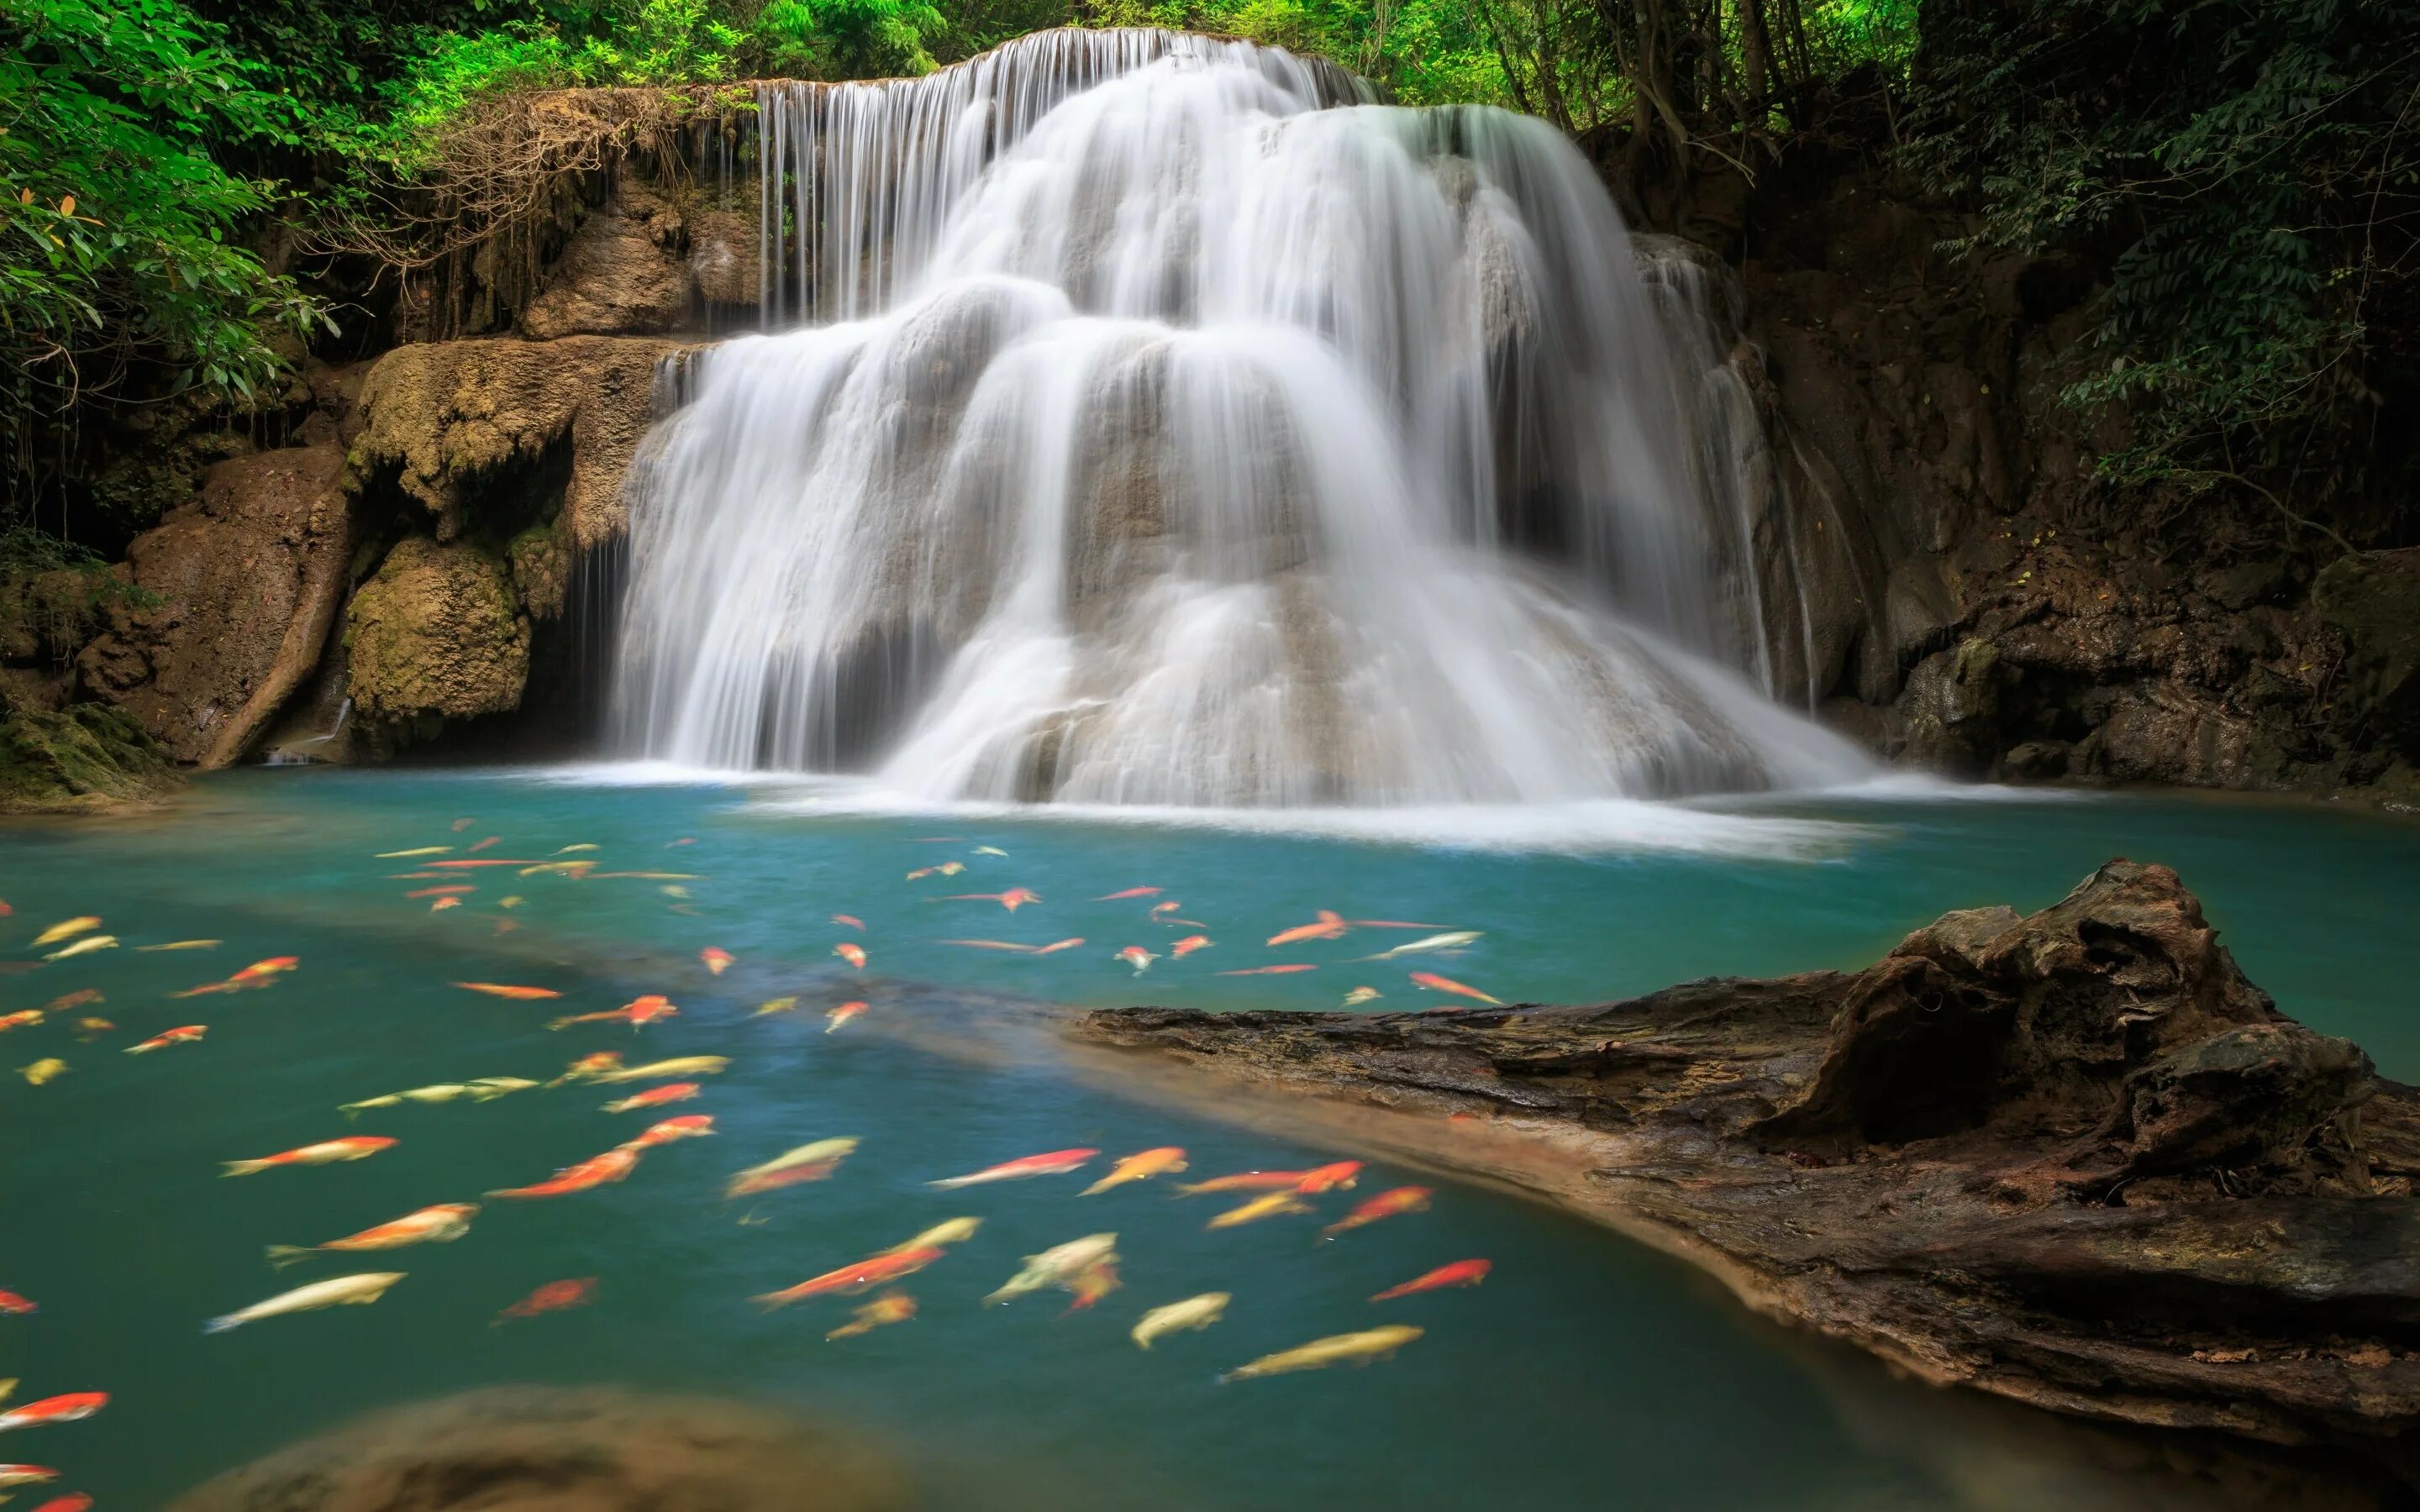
[{"left": 611, "top": 28, "right": 1870, "bottom": 805}]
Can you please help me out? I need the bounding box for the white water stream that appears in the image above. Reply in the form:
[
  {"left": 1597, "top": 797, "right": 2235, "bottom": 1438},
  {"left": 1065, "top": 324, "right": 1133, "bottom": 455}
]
[{"left": 611, "top": 28, "right": 1868, "bottom": 804}]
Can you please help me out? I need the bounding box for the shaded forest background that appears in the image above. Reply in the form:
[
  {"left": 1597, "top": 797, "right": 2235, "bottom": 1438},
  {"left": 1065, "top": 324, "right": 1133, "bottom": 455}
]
[{"left": 4, "top": 0, "right": 2417, "bottom": 574}]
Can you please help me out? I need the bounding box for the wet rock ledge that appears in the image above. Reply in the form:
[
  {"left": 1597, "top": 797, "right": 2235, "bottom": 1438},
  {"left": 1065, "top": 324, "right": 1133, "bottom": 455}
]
[{"left": 1076, "top": 863, "right": 2420, "bottom": 1470}]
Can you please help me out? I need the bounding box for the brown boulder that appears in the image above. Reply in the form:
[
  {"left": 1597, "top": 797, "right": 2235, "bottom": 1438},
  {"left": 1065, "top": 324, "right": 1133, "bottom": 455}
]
[
  {"left": 167, "top": 1385, "right": 909, "bottom": 1511},
  {"left": 520, "top": 181, "right": 692, "bottom": 339},
  {"left": 345, "top": 536, "right": 529, "bottom": 731},
  {"left": 75, "top": 445, "right": 351, "bottom": 765}
]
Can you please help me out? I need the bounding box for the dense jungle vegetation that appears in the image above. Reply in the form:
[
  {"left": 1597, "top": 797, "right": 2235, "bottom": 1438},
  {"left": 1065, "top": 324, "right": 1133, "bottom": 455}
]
[{"left": 3, "top": 0, "right": 2416, "bottom": 554}]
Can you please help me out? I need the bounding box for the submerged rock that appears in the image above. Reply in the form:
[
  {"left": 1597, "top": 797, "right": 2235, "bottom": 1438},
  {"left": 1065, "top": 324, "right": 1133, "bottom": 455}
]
[
  {"left": 1074, "top": 862, "right": 2420, "bottom": 1470},
  {"left": 167, "top": 1385, "right": 911, "bottom": 1511}
]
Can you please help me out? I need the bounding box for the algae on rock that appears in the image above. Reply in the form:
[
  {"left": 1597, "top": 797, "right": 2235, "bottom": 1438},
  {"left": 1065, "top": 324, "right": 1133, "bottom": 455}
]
[
  {"left": 0, "top": 702, "right": 182, "bottom": 813},
  {"left": 345, "top": 537, "right": 531, "bottom": 739}
]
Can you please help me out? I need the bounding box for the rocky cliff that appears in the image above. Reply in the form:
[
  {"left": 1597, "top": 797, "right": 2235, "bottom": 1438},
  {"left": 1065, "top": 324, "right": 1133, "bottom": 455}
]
[
  {"left": 1626, "top": 143, "right": 2420, "bottom": 806},
  {"left": 11, "top": 81, "right": 2417, "bottom": 805}
]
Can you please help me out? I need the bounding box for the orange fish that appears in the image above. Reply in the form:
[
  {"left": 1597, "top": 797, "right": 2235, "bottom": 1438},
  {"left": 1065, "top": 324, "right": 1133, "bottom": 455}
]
[
  {"left": 1410, "top": 972, "right": 1503, "bottom": 1006},
  {"left": 824, "top": 1001, "right": 866, "bottom": 1033},
  {"left": 39, "top": 990, "right": 101, "bottom": 1014},
  {"left": 1096, "top": 888, "right": 1162, "bottom": 900},
  {"left": 826, "top": 1291, "right": 917, "bottom": 1340},
  {"left": 1370, "top": 1258, "right": 1492, "bottom": 1302},
  {"left": 1267, "top": 911, "right": 1348, "bottom": 947},
  {"left": 929, "top": 1147, "right": 1097, "bottom": 1189},
  {"left": 1175, "top": 1170, "right": 1307, "bottom": 1197},
  {"left": 423, "top": 859, "right": 539, "bottom": 869},
  {"left": 1081, "top": 1147, "right": 1187, "bottom": 1195},
  {"left": 621, "top": 1114, "right": 714, "bottom": 1150},
  {"left": 0, "top": 1289, "right": 34, "bottom": 1314},
  {"left": 173, "top": 957, "right": 298, "bottom": 998},
  {"left": 700, "top": 948, "right": 734, "bottom": 975},
  {"left": 467, "top": 836, "right": 500, "bottom": 853},
  {"left": 905, "top": 866, "right": 939, "bottom": 881},
  {"left": 222, "top": 1137, "right": 396, "bottom": 1177},
  {"left": 548, "top": 995, "right": 678, "bottom": 1032},
  {"left": 494, "top": 1277, "right": 597, "bottom": 1324},
  {"left": 550, "top": 1051, "right": 623, "bottom": 1085},
  {"left": 1065, "top": 1259, "right": 1121, "bottom": 1312},
  {"left": 124, "top": 1025, "right": 206, "bottom": 1054},
  {"left": 755, "top": 1246, "right": 944, "bottom": 1309},
  {"left": 452, "top": 982, "right": 561, "bottom": 1000},
  {"left": 267, "top": 1203, "right": 479, "bottom": 1267},
  {"left": 1323, "top": 1185, "right": 1432, "bottom": 1237},
  {"left": 0, "top": 1393, "right": 106, "bottom": 1434},
  {"left": 487, "top": 1145, "right": 640, "bottom": 1199},
  {"left": 1294, "top": 1160, "right": 1364, "bottom": 1194},
  {"left": 30, "top": 1492, "right": 92, "bottom": 1512},
  {"left": 602, "top": 1082, "right": 698, "bottom": 1114},
  {"left": 1030, "top": 937, "right": 1086, "bottom": 955},
  {"left": 1217, "top": 964, "right": 1318, "bottom": 976},
  {"left": 940, "top": 889, "right": 1039, "bottom": 911},
  {"left": 1170, "top": 935, "right": 1212, "bottom": 958},
  {"left": 429, "top": 896, "right": 462, "bottom": 911},
  {"left": 832, "top": 914, "right": 865, "bottom": 931},
  {"left": 405, "top": 885, "right": 475, "bottom": 899},
  {"left": 834, "top": 942, "right": 866, "bottom": 969},
  {"left": 668, "top": 837, "right": 696, "bottom": 848},
  {"left": 0, "top": 1011, "right": 42, "bottom": 1033}
]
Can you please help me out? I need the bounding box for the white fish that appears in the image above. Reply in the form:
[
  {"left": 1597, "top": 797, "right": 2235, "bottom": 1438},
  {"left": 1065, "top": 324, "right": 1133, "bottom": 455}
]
[
  {"left": 973, "top": 846, "right": 1008, "bottom": 857},
  {"left": 42, "top": 934, "right": 117, "bottom": 963},
  {"left": 203, "top": 1272, "right": 404, "bottom": 1333},
  {"left": 1353, "top": 932, "right": 1482, "bottom": 962},
  {"left": 1131, "top": 1292, "right": 1230, "bottom": 1350},
  {"left": 983, "top": 1233, "right": 1118, "bottom": 1305},
  {"left": 339, "top": 1078, "right": 536, "bottom": 1116}
]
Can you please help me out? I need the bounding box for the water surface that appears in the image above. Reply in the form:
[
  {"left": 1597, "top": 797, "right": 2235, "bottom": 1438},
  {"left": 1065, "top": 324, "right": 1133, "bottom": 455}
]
[{"left": 3, "top": 770, "right": 2415, "bottom": 1507}]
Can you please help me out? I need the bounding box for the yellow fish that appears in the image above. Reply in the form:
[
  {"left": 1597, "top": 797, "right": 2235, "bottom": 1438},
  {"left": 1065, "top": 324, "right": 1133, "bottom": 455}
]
[
  {"left": 1132, "top": 1291, "right": 1230, "bottom": 1350},
  {"left": 888, "top": 1217, "right": 982, "bottom": 1252},
  {"left": 19, "top": 1058, "right": 68, "bottom": 1086},
  {"left": 519, "top": 859, "right": 597, "bottom": 877},
  {"left": 826, "top": 1292, "right": 917, "bottom": 1340},
  {"left": 751, "top": 996, "right": 800, "bottom": 1017},
  {"left": 0, "top": 1377, "right": 15, "bottom": 1404},
  {"left": 137, "top": 939, "right": 223, "bottom": 952},
  {"left": 1206, "top": 1190, "right": 1313, "bottom": 1230},
  {"left": 587, "top": 1055, "right": 731, "bottom": 1084},
  {"left": 375, "top": 848, "right": 451, "bottom": 858},
  {"left": 1220, "top": 1325, "right": 1422, "bottom": 1382},
  {"left": 45, "top": 933, "right": 118, "bottom": 962},
  {"left": 555, "top": 844, "right": 599, "bottom": 853},
  {"left": 499, "top": 895, "right": 525, "bottom": 909},
  {"left": 1081, "top": 1146, "right": 1188, "bottom": 1196},
  {"left": 29, "top": 916, "right": 100, "bottom": 948}
]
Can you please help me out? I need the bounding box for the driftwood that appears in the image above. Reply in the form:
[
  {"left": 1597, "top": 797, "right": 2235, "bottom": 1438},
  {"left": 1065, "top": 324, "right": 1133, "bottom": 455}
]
[{"left": 1074, "top": 861, "right": 2420, "bottom": 1478}]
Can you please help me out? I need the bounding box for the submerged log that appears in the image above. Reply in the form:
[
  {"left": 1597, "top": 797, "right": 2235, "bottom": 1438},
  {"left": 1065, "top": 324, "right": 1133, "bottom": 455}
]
[{"left": 1074, "top": 862, "right": 2420, "bottom": 1467}]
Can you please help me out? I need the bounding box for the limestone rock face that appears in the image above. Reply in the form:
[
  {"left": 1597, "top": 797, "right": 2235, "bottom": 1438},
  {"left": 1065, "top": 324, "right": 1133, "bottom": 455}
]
[
  {"left": 345, "top": 536, "right": 530, "bottom": 728},
  {"left": 76, "top": 445, "right": 350, "bottom": 764},
  {"left": 2312, "top": 547, "right": 2420, "bottom": 762},
  {"left": 520, "top": 181, "right": 692, "bottom": 339},
  {"left": 350, "top": 335, "right": 682, "bottom": 548}
]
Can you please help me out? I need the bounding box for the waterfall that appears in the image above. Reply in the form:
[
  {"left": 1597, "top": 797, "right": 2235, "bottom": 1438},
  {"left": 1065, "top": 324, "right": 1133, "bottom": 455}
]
[{"left": 610, "top": 28, "right": 1869, "bottom": 805}]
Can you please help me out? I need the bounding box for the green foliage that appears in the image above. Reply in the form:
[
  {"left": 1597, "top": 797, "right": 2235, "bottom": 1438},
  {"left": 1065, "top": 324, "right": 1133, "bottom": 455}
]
[
  {"left": 1904, "top": 0, "right": 2420, "bottom": 528},
  {"left": 0, "top": 0, "right": 328, "bottom": 428}
]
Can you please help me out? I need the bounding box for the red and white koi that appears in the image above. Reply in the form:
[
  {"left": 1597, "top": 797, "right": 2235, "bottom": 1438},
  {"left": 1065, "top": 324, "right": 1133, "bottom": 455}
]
[
  {"left": 0, "top": 1394, "right": 107, "bottom": 1435},
  {"left": 602, "top": 1082, "right": 698, "bottom": 1114},
  {"left": 824, "top": 1001, "right": 866, "bottom": 1033},
  {"left": 548, "top": 995, "right": 677, "bottom": 1032},
  {"left": 124, "top": 1025, "right": 206, "bottom": 1054},
  {"left": 487, "top": 1145, "right": 639, "bottom": 1199},
  {"left": 700, "top": 948, "right": 734, "bottom": 975},
  {"left": 620, "top": 1114, "right": 714, "bottom": 1150},
  {"left": 266, "top": 1204, "right": 479, "bottom": 1268},
  {"left": 755, "top": 1245, "right": 946, "bottom": 1310},
  {"left": 1370, "top": 1258, "right": 1492, "bottom": 1302},
  {"left": 834, "top": 942, "right": 867, "bottom": 969},
  {"left": 1115, "top": 946, "right": 1156, "bottom": 976},
  {"left": 929, "top": 1147, "right": 1097, "bottom": 1189},
  {"left": 222, "top": 1137, "right": 397, "bottom": 1178}
]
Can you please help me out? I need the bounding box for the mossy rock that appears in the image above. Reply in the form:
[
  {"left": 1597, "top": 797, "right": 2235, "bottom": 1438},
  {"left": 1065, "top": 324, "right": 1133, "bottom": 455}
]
[
  {"left": 345, "top": 536, "right": 531, "bottom": 731},
  {"left": 2312, "top": 547, "right": 2420, "bottom": 760},
  {"left": 0, "top": 702, "right": 183, "bottom": 814}
]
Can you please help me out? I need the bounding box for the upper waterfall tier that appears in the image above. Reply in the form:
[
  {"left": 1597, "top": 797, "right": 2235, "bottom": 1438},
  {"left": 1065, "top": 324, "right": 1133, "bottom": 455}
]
[{"left": 611, "top": 28, "right": 1870, "bottom": 804}]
